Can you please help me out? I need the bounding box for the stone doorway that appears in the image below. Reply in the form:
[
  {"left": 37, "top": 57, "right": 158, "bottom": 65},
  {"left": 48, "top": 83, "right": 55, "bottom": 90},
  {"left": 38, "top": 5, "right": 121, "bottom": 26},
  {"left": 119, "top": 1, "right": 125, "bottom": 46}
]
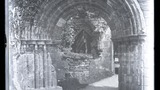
[{"left": 8, "top": 0, "right": 153, "bottom": 90}]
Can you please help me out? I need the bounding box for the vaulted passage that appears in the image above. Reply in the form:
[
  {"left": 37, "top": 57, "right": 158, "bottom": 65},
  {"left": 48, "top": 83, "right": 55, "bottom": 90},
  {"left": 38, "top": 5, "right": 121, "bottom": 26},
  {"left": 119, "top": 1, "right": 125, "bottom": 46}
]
[{"left": 8, "top": 0, "right": 153, "bottom": 90}]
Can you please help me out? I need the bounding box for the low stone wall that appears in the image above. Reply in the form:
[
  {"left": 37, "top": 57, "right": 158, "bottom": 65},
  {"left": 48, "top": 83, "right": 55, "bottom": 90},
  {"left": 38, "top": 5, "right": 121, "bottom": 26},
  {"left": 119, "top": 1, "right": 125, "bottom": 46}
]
[
  {"left": 49, "top": 47, "right": 114, "bottom": 84},
  {"left": 61, "top": 52, "right": 113, "bottom": 84}
]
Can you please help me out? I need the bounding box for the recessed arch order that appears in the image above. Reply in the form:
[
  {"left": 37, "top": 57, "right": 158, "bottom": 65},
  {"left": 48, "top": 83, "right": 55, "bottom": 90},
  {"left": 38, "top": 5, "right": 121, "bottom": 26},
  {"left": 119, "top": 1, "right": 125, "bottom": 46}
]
[{"left": 35, "top": 0, "right": 146, "bottom": 40}]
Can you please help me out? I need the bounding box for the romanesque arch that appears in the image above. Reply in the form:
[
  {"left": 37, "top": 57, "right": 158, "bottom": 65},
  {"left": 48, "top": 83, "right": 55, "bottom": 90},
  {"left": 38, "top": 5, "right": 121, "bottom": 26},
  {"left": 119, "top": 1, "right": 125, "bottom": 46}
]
[
  {"left": 7, "top": 0, "right": 153, "bottom": 90},
  {"left": 32, "top": 1, "right": 146, "bottom": 89}
]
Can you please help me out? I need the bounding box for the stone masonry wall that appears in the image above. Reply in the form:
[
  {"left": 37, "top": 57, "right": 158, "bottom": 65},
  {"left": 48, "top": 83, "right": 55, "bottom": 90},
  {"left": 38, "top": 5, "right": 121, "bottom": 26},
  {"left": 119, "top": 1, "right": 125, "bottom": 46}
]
[{"left": 114, "top": 36, "right": 146, "bottom": 90}]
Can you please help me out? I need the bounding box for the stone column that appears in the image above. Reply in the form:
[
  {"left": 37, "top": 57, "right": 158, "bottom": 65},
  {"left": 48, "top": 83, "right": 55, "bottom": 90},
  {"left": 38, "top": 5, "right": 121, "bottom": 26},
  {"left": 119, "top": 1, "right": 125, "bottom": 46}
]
[
  {"left": 43, "top": 44, "right": 49, "bottom": 87},
  {"left": 48, "top": 52, "right": 52, "bottom": 87},
  {"left": 111, "top": 41, "right": 114, "bottom": 73},
  {"left": 33, "top": 44, "right": 37, "bottom": 88},
  {"left": 51, "top": 65, "right": 57, "bottom": 87},
  {"left": 42, "top": 45, "right": 45, "bottom": 87},
  {"left": 114, "top": 35, "right": 146, "bottom": 90},
  {"left": 34, "top": 44, "right": 41, "bottom": 88},
  {"left": 43, "top": 44, "right": 57, "bottom": 87},
  {"left": 39, "top": 47, "right": 44, "bottom": 88}
]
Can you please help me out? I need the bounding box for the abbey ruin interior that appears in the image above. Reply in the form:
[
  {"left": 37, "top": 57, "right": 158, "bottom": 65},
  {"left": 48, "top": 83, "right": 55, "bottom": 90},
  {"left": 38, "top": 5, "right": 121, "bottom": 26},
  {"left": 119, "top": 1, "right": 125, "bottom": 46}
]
[{"left": 6, "top": 0, "right": 154, "bottom": 90}]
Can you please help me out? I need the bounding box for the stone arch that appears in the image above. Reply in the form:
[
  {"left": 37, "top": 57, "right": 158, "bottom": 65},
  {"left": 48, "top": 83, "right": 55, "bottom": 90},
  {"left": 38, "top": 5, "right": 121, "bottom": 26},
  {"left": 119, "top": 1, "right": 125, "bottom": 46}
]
[
  {"left": 30, "top": 1, "right": 147, "bottom": 90},
  {"left": 10, "top": 0, "right": 152, "bottom": 90},
  {"left": 33, "top": 0, "right": 145, "bottom": 39}
]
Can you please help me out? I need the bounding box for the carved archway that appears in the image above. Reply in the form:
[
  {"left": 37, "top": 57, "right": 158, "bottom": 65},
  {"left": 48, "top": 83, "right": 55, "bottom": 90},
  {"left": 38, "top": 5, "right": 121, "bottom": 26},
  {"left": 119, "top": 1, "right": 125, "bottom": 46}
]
[
  {"left": 32, "top": 0, "right": 147, "bottom": 90},
  {"left": 8, "top": 0, "right": 153, "bottom": 90}
]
